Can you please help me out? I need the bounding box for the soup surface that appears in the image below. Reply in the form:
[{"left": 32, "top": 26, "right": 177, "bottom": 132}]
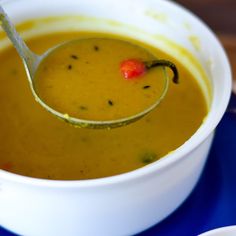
[
  {"left": 0, "top": 31, "right": 208, "bottom": 180},
  {"left": 35, "top": 38, "right": 167, "bottom": 121}
]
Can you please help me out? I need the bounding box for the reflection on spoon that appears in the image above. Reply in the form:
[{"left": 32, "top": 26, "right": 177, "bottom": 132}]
[{"left": 0, "top": 5, "right": 178, "bottom": 129}]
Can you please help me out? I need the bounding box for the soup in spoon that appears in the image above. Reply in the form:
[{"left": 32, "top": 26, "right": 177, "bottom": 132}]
[{"left": 34, "top": 38, "right": 175, "bottom": 122}]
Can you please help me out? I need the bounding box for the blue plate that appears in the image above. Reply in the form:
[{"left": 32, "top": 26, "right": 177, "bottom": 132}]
[{"left": 1, "top": 94, "right": 236, "bottom": 236}]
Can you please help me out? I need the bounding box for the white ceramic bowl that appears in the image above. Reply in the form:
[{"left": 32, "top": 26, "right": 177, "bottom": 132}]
[
  {"left": 199, "top": 226, "right": 236, "bottom": 236},
  {"left": 0, "top": 0, "right": 232, "bottom": 235}
]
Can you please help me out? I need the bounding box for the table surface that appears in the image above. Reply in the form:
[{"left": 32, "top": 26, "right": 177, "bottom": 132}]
[{"left": 1, "top": 1, "right": 236, "bottom": 235}]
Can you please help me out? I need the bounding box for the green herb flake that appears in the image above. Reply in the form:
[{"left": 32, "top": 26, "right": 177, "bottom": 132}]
[
  {"left": 108, "top": 100, "right": 114, "bottom": 106},
  {"left": 141, "top": 151, "right": 157, "bottom": 164},
  {"left": 143, "top": 85, "right": 151, "bottom": 89},
  {"left": 70, "top": 54, "right": 78, "bottom": 60},
  {"left": 94, "top": 45, "right": 99, "bottom": 51},
  {"left": 79, "top": 105, "right": 88, "bottom": 111},
  {"left": 67, "top": 64, "right": 73, "bottom": 70}
]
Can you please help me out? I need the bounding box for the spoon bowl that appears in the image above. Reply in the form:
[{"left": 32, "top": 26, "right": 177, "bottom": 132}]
[{"left": 0, "top": 5, "right": 177, "bottom": 129}]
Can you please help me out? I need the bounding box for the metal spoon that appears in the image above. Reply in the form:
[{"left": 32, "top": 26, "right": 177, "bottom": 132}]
[{"left": 0, "top": 6, "right": 178, "bottom": 129}]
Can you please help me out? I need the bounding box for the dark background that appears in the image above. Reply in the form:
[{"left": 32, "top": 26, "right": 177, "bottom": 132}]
[
  {"left": 176, "top": 0, "right": 236, "bottom": 81},
  {"left": 177, "top": 0, "right": 235, "bottom": 35}
]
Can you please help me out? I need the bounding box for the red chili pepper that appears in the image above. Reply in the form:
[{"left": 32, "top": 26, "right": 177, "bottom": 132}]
[{"left": 120, "top": 59, "right": 146, "bottom": 79}]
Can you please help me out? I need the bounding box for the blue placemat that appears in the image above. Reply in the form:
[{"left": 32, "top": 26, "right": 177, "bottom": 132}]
[{"left": 1, "top": 94, "right": 236, "bottom": 236}]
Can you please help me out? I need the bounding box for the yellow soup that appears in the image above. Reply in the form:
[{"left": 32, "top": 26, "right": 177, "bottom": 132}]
[
  {"left": 35, "top": 38, "right": 168, "bottom": 121},
  {"left": 0, "top": 31, "right": 208, "bottom": 180}
]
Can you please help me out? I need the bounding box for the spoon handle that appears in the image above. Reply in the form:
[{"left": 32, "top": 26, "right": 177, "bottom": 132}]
[{"left": 0, "top": 5, "right": 38, "bottom": 78}]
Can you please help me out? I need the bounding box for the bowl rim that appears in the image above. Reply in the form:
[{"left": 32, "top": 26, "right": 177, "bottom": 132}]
[
  {"left": 0, "top": 0, "right": 232, "bottom": 188},
  {"left": 199, "top": 226, "right": 236, "bottom": 236}
]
